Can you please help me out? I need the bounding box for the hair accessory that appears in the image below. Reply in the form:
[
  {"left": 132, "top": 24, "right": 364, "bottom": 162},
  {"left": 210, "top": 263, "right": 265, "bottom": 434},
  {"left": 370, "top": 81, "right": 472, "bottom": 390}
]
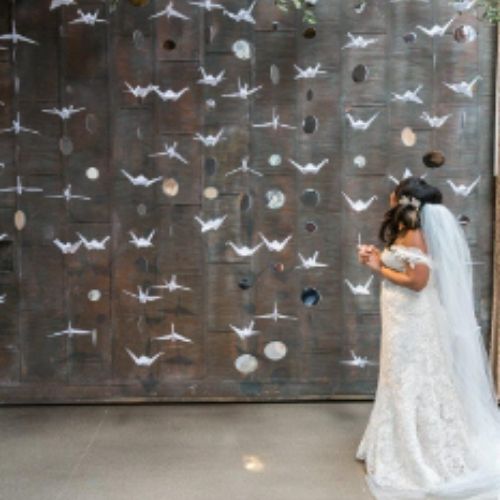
[{"left": 398, "top": 194, "right": 421, "bottom": 210}]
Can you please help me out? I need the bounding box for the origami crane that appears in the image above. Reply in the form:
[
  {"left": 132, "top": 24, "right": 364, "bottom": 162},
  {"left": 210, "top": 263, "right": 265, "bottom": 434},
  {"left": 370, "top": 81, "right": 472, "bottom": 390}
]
[
  {"left": 342, "top": 192, "right": 378, "bottom": 212},
  {"left": 225, "top": 241, "right": 264, "bottom": 257},
  {"left": 194, "top": 214, "right": 227, "bottom": 232},
  {"left": 420, "top": 111, "right": 452, "bottom": 128},
  {"left": 416, "top": 18, "right": 455, "bottom": 37},
  {"left": 229, "top": 320, "right": 260, "bottom": 340},
  {"left": 129, "top": 230, "right": 156, "bottom": 248},
  {"left": 340, "top": 349, "right": 378, "bottom": 368},
  {"left": 446, "top": 176, "right": 481, "bottom": 197},
  {"left": 47, "top": 321, "right": 97, "bottom": 346},
  {"left": 221, "top": 78, "right": 262, "bottom": 99},
  {"left": 344, "top": 275, "right": 374, "bottom": 295},
  {"left": 149, "top": 1, "right": 190, "bottom": 20},
  {"left": 121, "top": 170, "right": 163, "bottom": 187},
  {"left": 225, "top": 157, "right": 263, "bottom": 177},
  {"left": 152, "top": 274, "right": 192, "bottom": 292},
  {"left": 45, "top": 184, "right": 91, "bottom": 202},
  {"left": 252, "top": 107, "right": 296, "bottom": 130},
  {"left": 258, "top": 232, "right": 292, "bottom": 252},
  {"left": 153, "top": 322, "right": 193, "bottom": 343},
  {"left": 148, "top": 142, "right": 188, "bottom": 164},
  {"left": 342, "top": 32, "right": 377, "bottom": 49},
  {"left": 122, "top": 286, "right": 162, "bottom": 304},
  {"left": 197, "top": 67, "right": 226, "bottom": 87},
  {"left": 53, "top": 238, "right": 83, "bottom": 254},
  {"left": 443, "top": 75, "right": 482, "bottom": 98},
  {"left": 125, "top": 348, "right": 164, "bottom": 366},
  {"left": 77, "top": 233, "right": 110, "bottom": 250},
  {"left": 41, "top": 105, "right": 86, "bottom": 120},
  {"left": 295, "top": 251, "right": 329, "bottom": 270},
  {"left": 288, "top": 158, "right": 328, "bottom": 175},
  {"left": 254, "top": 300, "right": 298, "bottom": 322},
  {"left": 0, "top": 21, "right": 38, "bottom": 45},
  {"left": 0, "top": 112, "right": 40, "bottom": 135},
  {"left": 69, "top": 9, "right": 108, "bottom": 25}
]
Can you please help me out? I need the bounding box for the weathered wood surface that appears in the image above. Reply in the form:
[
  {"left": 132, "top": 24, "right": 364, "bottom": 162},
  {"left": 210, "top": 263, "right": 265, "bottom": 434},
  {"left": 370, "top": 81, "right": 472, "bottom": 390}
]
[{"left": 0, "top": 0, "right": 496, "bottom": 403}]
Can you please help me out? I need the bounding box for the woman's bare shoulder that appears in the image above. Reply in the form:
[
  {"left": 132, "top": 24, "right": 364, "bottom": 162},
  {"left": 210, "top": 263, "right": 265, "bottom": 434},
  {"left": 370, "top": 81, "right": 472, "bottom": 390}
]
[{"left": 395, "top": 228, "right": 428, "bottom": 253}]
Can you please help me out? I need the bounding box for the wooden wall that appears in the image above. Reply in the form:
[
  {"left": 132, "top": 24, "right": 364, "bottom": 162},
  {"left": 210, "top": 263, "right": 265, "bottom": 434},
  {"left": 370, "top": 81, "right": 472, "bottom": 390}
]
[{"left": 0, "top": 0, "right": 496, "bottom": 403}]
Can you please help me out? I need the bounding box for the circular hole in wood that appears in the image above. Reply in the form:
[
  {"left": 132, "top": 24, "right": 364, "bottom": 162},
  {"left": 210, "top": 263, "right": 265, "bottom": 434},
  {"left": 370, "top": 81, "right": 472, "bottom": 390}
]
[
  {"left": 273, "top": 262, "right": 285, "bottom": 272},
  {"left": 14, "top": 210, "right": 26, "bottom": 231},
  {"left": 401, "top": 127, "right": 417, "bottom": 147},
  {"left": 232, "top": 39, "right": 251, "bottom": 60},
  {"left": 306, "top": 89, "right": 314, "bottom": 101},
  {"left": 270, "top": 64, "right": 280, "bottom": 85},
  {"left": 300, "top": 188, "right": 320, "bottom": 207},
  {"left": 454, "top": 25, "right": 477, "bottom": 43},
  {"left": 301, "top": 287, "right": 321, "bottom": 306},
  {"left": 59, "top": 136, "right": 73, "bottom": 155},
  {"left": 204, "top": 157, "right": 217, "bottom": 176},
  {"left": 403, "top": 32, "right": 417, "bottom": 43},
  {"left": 238, "top": 275, "right": 255, "bottom": 290},
  {"left": 305, "top": 220, "right": 317, "bottom": 232},
  {"left": 235, "top": 354, "right": 258, "bottom": 374},
  {"left": 204, "top": 186, "right": 218, "bottom": 200},
  {"left": 268, "top": 153, "right": 282, "bottom": 167},
  {"left": 265, "top": 188, "right": 286, "bottom": 209},
  {"left": 353, "top": 155, "right": 366, "bottom": 168},
  {"left": 163, "top": 39, "right": 176, "bottom": 50},
  {"left": 86, "top": 167, "right": 100, "bottom": 180},
  {"left": 302, "top": 115, "right": 318, "bottom": 134},
  {"left": 264, "top": 341, "right": 287, "bottom": 361},
  {"left": 423, "top": 151, "right": 446, "bottom": 169},
  {"left": 162, "top": 178, "right": 179, "bottom": 197},
  {"left": 240, "top": 192, "right": 252, "bottom": 211},
  {"left": 303, "top": 27, "right": 316, "bottom": 39},
  {"left": 458, "top": 214, "right": 470, "bottom": 226},
  {"left": 352, "top": 64, "right": 369, "bottom": 83},
  {"left": 88, "top": 289, "right": 102, "bottom": 302},
  {"left": 137, "top": 203, "right": 147, "bottom": 216}
]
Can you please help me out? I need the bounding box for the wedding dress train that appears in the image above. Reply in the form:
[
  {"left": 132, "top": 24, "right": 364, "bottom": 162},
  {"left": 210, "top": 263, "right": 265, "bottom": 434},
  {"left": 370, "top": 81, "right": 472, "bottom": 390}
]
[{"left": 355, "top": 244, "right": 500, "bottom": 500}]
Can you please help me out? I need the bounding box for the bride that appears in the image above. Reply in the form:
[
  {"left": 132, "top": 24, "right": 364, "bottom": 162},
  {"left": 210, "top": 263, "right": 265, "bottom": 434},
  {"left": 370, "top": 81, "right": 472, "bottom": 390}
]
[{"left": 354, "top": 176, "right": 500, "bottom": 499}]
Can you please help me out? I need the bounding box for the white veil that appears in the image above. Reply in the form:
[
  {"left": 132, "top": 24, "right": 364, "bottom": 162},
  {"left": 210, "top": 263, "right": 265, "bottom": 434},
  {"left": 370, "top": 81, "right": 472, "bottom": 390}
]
[{"left": 420, "top": 202, "right": 500, "bottom": 492}]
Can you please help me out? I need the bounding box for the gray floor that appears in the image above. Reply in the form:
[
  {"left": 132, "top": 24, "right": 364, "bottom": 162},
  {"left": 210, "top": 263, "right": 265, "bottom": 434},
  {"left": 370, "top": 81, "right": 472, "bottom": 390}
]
[{"left": 0, "top": 401, "right": 373, "bottom": 500}]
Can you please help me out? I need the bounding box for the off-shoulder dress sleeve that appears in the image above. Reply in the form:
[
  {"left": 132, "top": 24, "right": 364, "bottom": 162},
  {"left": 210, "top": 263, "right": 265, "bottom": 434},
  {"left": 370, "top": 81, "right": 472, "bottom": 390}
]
[{"left": 390, "top": 245, "right": 433, "bottom": 269}]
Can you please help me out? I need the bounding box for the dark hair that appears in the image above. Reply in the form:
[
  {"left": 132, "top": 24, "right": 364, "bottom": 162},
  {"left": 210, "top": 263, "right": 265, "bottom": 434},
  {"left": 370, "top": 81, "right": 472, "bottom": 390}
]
[{"left": 378, "top": 176, "right": 442, "bottom": 246}]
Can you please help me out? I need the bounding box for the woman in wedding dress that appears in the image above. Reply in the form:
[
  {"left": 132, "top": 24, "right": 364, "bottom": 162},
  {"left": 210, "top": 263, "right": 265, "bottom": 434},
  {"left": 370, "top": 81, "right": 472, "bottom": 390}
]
[{"left": 354, "top": 176, "right": 500, "bottom": 500}]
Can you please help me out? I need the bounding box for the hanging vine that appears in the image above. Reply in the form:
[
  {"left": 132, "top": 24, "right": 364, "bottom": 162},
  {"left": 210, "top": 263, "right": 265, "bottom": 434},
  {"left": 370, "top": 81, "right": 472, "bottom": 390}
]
[{"left": 478, "top": 0, "right": 500, "bottom": 22}]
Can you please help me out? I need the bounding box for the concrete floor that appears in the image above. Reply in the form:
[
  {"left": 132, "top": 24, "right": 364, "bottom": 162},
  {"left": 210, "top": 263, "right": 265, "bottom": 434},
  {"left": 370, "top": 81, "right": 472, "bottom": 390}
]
[{"left": 0, "top": 401, "right": 373, "bottom": 500}]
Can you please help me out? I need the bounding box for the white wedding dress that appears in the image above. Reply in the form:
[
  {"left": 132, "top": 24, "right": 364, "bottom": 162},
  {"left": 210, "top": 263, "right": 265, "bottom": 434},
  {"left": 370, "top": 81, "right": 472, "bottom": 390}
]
[{"left": 355, "top": 243, "right": 500, "bottom": 500}]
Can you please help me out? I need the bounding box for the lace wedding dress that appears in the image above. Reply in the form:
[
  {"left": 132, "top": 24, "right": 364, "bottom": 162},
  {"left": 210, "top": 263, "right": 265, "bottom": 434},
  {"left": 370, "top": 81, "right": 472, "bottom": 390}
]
[{"left": 355, "top": 244, "right": 500, "bottom": 500}]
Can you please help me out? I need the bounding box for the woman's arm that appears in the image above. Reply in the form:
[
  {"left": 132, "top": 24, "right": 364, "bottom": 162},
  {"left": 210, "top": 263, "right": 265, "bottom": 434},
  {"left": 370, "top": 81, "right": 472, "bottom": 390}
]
[{"left": 358, "top": 239, "right": 430, "bottom": 292}]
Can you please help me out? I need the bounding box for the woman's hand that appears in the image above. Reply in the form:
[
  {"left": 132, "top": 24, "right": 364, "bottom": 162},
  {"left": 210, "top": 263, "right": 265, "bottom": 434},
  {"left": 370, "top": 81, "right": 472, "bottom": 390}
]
[
  {"left": 357, "top": 245, "right": 381, "bottom": 266},
  {"left": 364, "top": 251, "right": 382, "bottom": 273}
]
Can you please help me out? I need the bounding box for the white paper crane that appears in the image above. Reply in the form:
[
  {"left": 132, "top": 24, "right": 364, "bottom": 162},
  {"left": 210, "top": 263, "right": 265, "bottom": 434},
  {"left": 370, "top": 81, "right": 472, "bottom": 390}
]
[
  {"left": 0, "top": 112, "right": 40, "bottom": 135},
  {"left": 295, "top": 251, "right": 328, "bottom": 270},
  {"left": 149, "top": 1, "right": 190, "bottom": 20},
  {"left": 129, "top": 230, "right": 156, "bottom": 248},
  {"left": 189, "top": 0, "right": 225, "bottom": 11},
  {"left": 293, "top": 63, "right": 327, "bottom": 80},
  {"left": 446, "top": 176, "right": 481, "bottom": 197},
  {"left": 258, "top": 232, "right": 292, "bottom": 252},
  {"left": 342, "top": 32, "right": 377, "bottom": 49},
  {"left": 194, "top": 214, "right": 228, "bottom": 233},
  {"left": 344, "top": 275, "right": 374, "bottom": 295},
  {"left": 77, "top": 233, "right": 110, "bottom": 251},
  {"left": 354, "top": 1, "right": 367, "bottom": 13},
  {"left": 124, "top": 82, "right": 159, "bottom": 99},
  {"left": 123, "top": 286, "right": 162, "bottom": 304},
  {"left": 47, "top": 321, "right": 97, "bottom": 346},
  {"left": 153, "top": 322, "right": 193, "bottom": 343},
  {"left": 69, "top": 9, "right": 108, "bottom": 25},
  {"left": 225, "top": 241, "right": 264, "bottom": 257},
  {"left": 443, "top": 75, "right": 482, "bottom": 98},
  {"left": 154, "top": 86, "right": 190, "bottom": 102},
  {"left": 41, "top": 105, "right": 86, "bottom": 120},
  {"left": 121, "top": 169, "right": 163, "bottom": 187},
  {"left": 193, "top": 128, "right": 226, "bottom": 147},
  {"left": 45, "top": 184, "right": 91, "bottom": 202},
  {"left": 342, "top": 192, "right": 378, "bottom": 212},
  {"left": 420, "top": 111, "right": 452, "bottom": 128},
  {"left": 252, "top": 107, "right": 296, "bottom": 130},
  {"left": 391, "top": 85, "right": 424, "bottom": 104},
  {"left": 0, "top": 21, "right": 38, "bottom": 45},
  {"left": 225, "top": 157, "right": 263, "bottom": 177},
  {"left": 0, "top": 293, "right": 5, "bottom": 304},
  {"left": 152, "top": 274, "right": 192, "bottom": 292},
  {"left": 221, "top": 78, "right": 262, "bottom": 99},
  {"left": 229, "top": 320, "right": 260, "bottom": 340},
  {"left": 340, "top": 349, "right": 378, "bottom": 368},
  {"left": 148, "top": 142, "right": 188, "bottom": 164},
  {"left": 197, "top": 67, "right": 226, "bottom": 87},
  {"left": 223, "top": 0, "right": 257, "bottom": 23},
  {"left": 388, "top": 168, "right": 427, "bottom": 185},
  {"left": 449, "top": 0, "right": 477, "bottom": 11},
  {"left": 346, "top": 111, "right": 379, "bottom": 131},
  {"left": 126, "top": 348, "right": 164, "bottom": 366},
  {"left": 288, "top": 158, "right": 328, "bottom": 175},
  {"left": 0, "top": 176, "right": 43, "bottom": 195},
  {"left": 416, "top": 18, "right": 455, "bottom": 37},
  {"left": 254, "top": 300, "right": 298, "bottom": 322},
  {"left": 53, "top": 238, "right": 82, "bottom": 254},
  {"left": 49, "top": 0, "right": 77, "bottom": 10}
]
